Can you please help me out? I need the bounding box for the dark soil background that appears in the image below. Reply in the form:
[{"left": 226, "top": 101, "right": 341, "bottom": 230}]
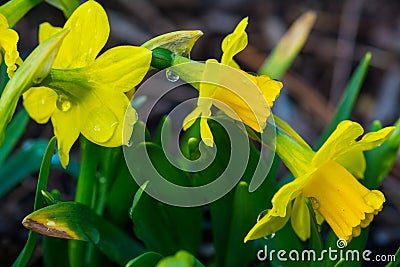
[{"left": 0, "top": 0, "right": 399, "bottom": 266}]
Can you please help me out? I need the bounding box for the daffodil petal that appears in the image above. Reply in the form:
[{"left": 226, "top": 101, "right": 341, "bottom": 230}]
[
  {"left": 0, "top": 13, "right": 9, "bottom": 29},
  {"left": 291, "top": 195, "right": 311, "bottom": 241},
  {"left": 313, "top": 120, "right": 363, "bottom": 167},
  {"left": 221, "top": 17, "right": 248, "bottom": 67},
  {"left": 202, "top": 61, "right": 270, "bottom": 132},
  {"left": 313, "top": 120, "right": 395, "bottom": 168},
  {"left": 54, "top": 1, "right": 109, "bottom": 68},
  {"left": 244, "top": 204, "right": 291, "bottom": 242},
  {"left": 270, "top": 173, "right": 312, "bottom": 217},
  {"left": 39, "top": 22, "right": 62, "bottom": 43},
  {"left": 183, "top": 108, "right": 201, "bottom": 131},
  {"left": 52, "top": 107, "right": 80, "bottom": 168},
  {"left": 87, "top": 46, "right": 152, "bottom": 92},
  {"left": 253, "top": 75, "right": 283, "bottom": 107},
  {"left": 335, "top": 150, "right": 366, "bottom": 179},
  {"left": 200, "top": 117, "right": 213, "bottom": 147},
  {"left": 79, "top": 90, "right": 120, "bottom": 146},
  {"left": 0, "top": 28, "right": 20, "bottom": 77},
  {"left": 23, "top": 87, "right": 57, "bottom": 124}
]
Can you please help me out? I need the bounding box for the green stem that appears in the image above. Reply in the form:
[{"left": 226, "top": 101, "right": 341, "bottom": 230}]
[
  {"left": 0, "top": 0, "right": 43, "bottom": 27},
  {"left": 69, "top": 136, "right": 100, "bottom": 267}
]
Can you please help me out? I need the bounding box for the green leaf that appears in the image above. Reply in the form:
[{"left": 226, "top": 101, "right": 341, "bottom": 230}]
[
  {"left": 22, "top": 201, "right": 145, "bottom": 266},
  {"left": 333, "top": 259, "right": 346, "bottom": 267},
  {"left": 43, "top": 237, "right": 69, "bottom": 267},
  {"left": 0, "top": 108, "right": 29, "bottom": 166},
  {"left": 130, "top": 150, "right": 202, "bottom": 255},
  {"left": 0, "top": 62, "right": 8, "bottom": 94},
  {"left": 12, "top": 137, "right": 57, "bottom": 267},
  {"left": 324, "top": 228, "right": 369, "bottom": 267},
  {"left": 156, "top": 251, "right": 204, "bottom": 267},
  {"left": 224, "top": 182, "right": 264, "bottom": 267},
  {"left": 0, "top": 139, "right": 49, "bottom": 198},
  {"left": 126, "top": 252, "right": 163, "bottom": 267},
  {"left": 316, "top": 53, "right": 371, "bottom": 148},
  {"left": 154, "top": 116, "right": 172, "bottom": 148},
  {"left": 258, "top": 11, "right": 316, "bottom": 79},
  {"left": 0, "top": 0, "right": 42, "bottom": 27},
  {"left": 385, "top": 246, "right": 400, "bottom": 267},
  {"left": 305, "top": 198, "right": 324, "bottom": 267},
  {"left": 364, "top": 118, "right": 400, "bottom": 189},
  {"left": 0, "top": 28, "right": 69, "bottom": 143},
  {"left": 45, "top": 0, "right": 79, "bottom": 18}
]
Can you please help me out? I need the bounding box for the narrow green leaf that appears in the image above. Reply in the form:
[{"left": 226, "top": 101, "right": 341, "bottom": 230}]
[
  {"left": 0, "top": 0, "right": 42, "bottom": 27},
  {"left": 224, "top": 182, "right": 260, "bottom": 267},
  {"left": 259, "top": 11, "right": 316, "bottom": 79},
  {"left": 0, "top": 62, "right": 8, "bottom": 94},
  {"left": 130, "top": 156, "right": 202, "bottom": 256},
  {"left": 0, "top": 139, "right": 49, "bottom": 198},
  {"left": 69, "top": 136, "right": 101, "bottom": 267},
  {"left": 45, "top": 0, "right": 79, "bottom": 18},
  {"left": 156, "top": 250, "right": 204, "bottom": 267},
  {"left": 0, "top": 108, "right": 29, "bottom": 166},
  {"left": 324, "top": 228, "right": 369, "bottom": 267},
  {"left": 43, "top": 237, "right": 69, "bottom": 267},
  {"left": 154, "top": 116, "right": 172, "bottom": 148},
  {"left": 385, "top": 246, "right": 400, "bottom": 267},
  {"left": 12, "top": 137, "right": 57, "bottom": 267},
  {"left": 305, "top": 198, "right": 324, "bottom": 267},
  {"left": 23, "top": 201, "right": 145, "bottom": 266},
  {"left": 126, "top": 252, "right": 163, "bottom": 267},
  {"left": 0, "top": 29, "right": 69, "bottom": 143},
  {"left": 333, "top": 259, "right": 346, "bottom": 267},
  {"left": 316, "top": 53, "right": 371, "bottom": 148},
  {"left": 364, "top": 118, "right": 400, "bottom": 189}
]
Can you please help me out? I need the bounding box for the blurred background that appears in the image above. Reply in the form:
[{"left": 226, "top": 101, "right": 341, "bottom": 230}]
[{"left": 0, "top": 0, "right": 399, "bottom": 266}]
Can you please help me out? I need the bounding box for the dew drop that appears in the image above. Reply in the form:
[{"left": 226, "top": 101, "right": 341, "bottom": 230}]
[
  {"left": 127, "top": 138, "right": 133, "bottom": 147},
  {"left": 310, "top": 197, "right": 320, "bottom": 209},
  {"left": 56, "top": 95, "right": 71, "bottom": 111},
  {"left": 93, "top": 125, "right": 101, "bottom": 132},
  {"left": 128, "top": 207, "right": 133, "bottom": 217},
  {"left": 33, "top": 76, "right": 44, "bottom": 85},
  {"left": 166, "top": 69, "right": 179, "bottom": 82},
  {"left": 263, "top": 233, "right": 276, "bottom": 240}
]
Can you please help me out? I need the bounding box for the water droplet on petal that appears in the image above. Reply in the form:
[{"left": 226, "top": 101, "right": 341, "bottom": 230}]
[
  {"left": 56, "top": 95, "right": 71, "bottom": 112},
  {"left": 93, "top": 125, "right": 101, "bottom": 132},
  {"left": 166, "top": 69, "right": 179, "bottom": 82},
  {"left": 310, "top": 197, "right": 320, "bottom": 209}
]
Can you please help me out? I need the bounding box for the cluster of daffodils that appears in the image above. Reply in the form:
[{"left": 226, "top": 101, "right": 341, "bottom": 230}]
[{"left": 0, "top": 0, "right": 396, "bottom": 246}]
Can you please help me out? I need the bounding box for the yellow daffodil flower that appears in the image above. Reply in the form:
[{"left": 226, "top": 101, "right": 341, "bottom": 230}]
[
  {"left": 245, "top": 120, "right": 395, "bottom": 242},
  {"left": 183, "top": 18, "right": 282, "bottom": 146},
  {"left": 22, "top": 1, "right": 152, "bottom": 167},
  {"left": 0, "top": 13, "right": 22, "bottom": 77}
]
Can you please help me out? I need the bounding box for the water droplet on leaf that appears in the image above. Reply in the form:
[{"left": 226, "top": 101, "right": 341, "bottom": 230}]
[
  {"left": 166, "top": 69, "right": 179, "bottom": 82},
  {"left": 33, "top": 76, "right": 45, "bottom": 85},
  {"left": 56, "top": 95, "right": 71, "bottom": 111}
]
